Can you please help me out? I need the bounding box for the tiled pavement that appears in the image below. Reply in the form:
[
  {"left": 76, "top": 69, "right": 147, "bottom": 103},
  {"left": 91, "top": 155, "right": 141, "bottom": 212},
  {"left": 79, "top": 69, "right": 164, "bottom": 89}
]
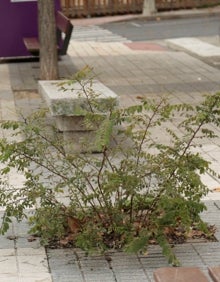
[
  {"left": 0, "top": 7, "right": 220, "bottom": 282},
  {"left": 0, "top": 214, "right": 51, "bottom": 282},
  {"left": 50, "top": 36, "right": 220, "bottom": 281}
]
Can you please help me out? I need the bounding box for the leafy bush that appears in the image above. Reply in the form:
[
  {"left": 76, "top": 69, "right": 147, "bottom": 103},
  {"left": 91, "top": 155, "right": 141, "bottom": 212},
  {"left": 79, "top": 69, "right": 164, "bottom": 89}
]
[{"left": 0, "top": 69, "right": 219, "bottom": 265}]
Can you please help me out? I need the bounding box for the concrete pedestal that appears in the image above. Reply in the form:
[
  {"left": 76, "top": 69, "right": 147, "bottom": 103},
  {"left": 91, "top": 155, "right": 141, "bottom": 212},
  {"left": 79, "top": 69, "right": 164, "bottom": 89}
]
[{"left": 38, "top": 80, "right": 119, "bottom": 153}]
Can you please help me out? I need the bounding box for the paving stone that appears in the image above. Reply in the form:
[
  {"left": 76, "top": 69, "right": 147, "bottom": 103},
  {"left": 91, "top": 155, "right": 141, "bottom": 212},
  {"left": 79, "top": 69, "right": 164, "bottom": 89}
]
[
  {"left": 80, "top": 257, "right": 115, "bottom": 280},
  {"left": 51, "top": 274, "right": 84, "bottom": 282},
  {"left": 0, "top": 237, "right": 15, "bottom": 249},
  {"left": 17, "top": 247, "right": 46, "bottom": 256},
  {"left": 0, "top": 274, "right": 19, "bottom": 282},
  {"left": 0, "top": 256, "right": 17, "bottom": 274},
  {"left": 15, "top": 237, "right": 42, "bottom": 249},
  {"left": 208, "top": 266, "right": 220, "bottom": 282},
  {"left": 19, "top": 273, "right": 52, "bottom": 282},
  {"left": 11, "top": 219, "right": 31, "bottom": 236},
  {"left": 0, "top": 249, "right": 15, "bottom": 256},
  {"left": 1, "top": 99, "right": 18, "bottom": 121},
  {"left": 192, "top": 243, "right": 220, "bottom": 266},
  {"left": 172, "top": 244, "right": 205, "bottom": 266},
  {"left": 84, "top": 275, "right": 115, "bottom": 282},
  {"left": 113, "top": 272, "right": 149, "bottom": 282},
  {"left": 47, "top": 249, "right": 84, "bottom": 281},
  {"left": 153, "top": 267, "right": 209, "bottom": 282},
  {"left": 17, "top": 255, "right": 49, "bottom": 274}
]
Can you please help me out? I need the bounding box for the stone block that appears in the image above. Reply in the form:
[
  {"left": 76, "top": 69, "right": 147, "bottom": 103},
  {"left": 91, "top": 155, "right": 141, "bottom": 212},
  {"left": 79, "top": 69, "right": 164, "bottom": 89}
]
[
  {"left": 153, "top": 267, "right": 209, "bottom": 282},
  {"left": 55, "top": 115, "right": 102, "bottom": 132},
  {"left": 38, "top": 80, "right": 119, "bottom": 117},
  {"left": 38, "top": 80, "right": 119, "bottom": 153},
  {"left": 63, "top": 131, "right": 103, "bottom": 153}
]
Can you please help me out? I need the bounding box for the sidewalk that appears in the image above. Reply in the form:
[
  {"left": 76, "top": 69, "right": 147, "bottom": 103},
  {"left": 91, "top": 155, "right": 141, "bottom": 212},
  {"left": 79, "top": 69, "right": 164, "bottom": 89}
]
[{"left": 0, "top": 7, "right": 220, "bottom": 282}]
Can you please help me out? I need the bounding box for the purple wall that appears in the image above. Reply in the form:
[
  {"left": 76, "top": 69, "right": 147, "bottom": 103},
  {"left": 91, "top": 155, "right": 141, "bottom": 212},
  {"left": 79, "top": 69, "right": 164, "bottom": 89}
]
[{"left": 0, "top": 0, "right": 61, "bottom": 58}]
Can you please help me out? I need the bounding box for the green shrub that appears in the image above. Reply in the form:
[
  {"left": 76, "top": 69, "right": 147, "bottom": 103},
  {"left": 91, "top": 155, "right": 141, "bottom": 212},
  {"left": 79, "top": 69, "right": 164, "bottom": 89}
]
[{"left": 0, "top": 69, "right": 219, "bottom": 265}]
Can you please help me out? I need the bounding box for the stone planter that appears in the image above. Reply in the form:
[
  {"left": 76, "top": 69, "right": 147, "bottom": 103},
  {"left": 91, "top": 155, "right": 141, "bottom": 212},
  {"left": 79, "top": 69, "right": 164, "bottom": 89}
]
[{"left": 38, "top": 80, "right": 119, "bottom": 153}]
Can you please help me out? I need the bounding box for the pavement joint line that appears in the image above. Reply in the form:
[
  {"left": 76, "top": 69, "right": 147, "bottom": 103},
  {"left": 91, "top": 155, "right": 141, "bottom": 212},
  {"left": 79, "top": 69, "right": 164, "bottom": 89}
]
[
  {"left": 73, "top": 249, "right": 87, "bottom": 282},
  {"left": 104, "top": 253, "right": 118, "bottom": 282}
]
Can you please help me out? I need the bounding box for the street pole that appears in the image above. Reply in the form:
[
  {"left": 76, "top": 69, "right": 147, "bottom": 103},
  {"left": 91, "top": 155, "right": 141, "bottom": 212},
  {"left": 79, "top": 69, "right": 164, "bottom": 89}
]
[{"left": 143, "top": 0, "right": 157, "bottom": 16}]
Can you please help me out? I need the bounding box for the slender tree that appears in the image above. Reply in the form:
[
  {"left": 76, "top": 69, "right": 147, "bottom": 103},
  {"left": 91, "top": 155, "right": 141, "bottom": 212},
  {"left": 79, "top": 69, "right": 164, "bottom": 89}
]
[
  {"left": 143, "top": 0, "right": 156, "bottom": 16},
  {"left": 38, "top": 0, "right": 59, "bottom": 80}
]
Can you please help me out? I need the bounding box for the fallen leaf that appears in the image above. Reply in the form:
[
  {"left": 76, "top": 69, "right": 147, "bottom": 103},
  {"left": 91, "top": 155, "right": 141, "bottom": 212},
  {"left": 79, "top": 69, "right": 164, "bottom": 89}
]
[
  {"left": 213, "top": 187, "right": 220, "bottom": 192},
  {"left": 27, "top": 235, "right": 37, "bottom": 242},
  {"left": 59, "top": 238, "right": 69, "bottom": 246},
  {"left": 67, "top": 216, "right": 81, "bottom": 233},
  {"left": 136, "top": 96, "right": 144, "bottom": 100},
  {"left": 7, "top": 235, "right": 17, "bottom": 240}
]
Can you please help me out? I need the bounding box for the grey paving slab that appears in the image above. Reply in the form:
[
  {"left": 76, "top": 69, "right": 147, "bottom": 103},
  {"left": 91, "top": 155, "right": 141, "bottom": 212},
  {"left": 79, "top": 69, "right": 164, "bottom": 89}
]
[
  {"left": 0, "top": 237, "right": 16, "bottom": 249},
  {"left": 47, "top": 249, "right": 85, "bottom": 281},
  {"left": 192, "top": 242, "right": 220, "bottom": 266}
]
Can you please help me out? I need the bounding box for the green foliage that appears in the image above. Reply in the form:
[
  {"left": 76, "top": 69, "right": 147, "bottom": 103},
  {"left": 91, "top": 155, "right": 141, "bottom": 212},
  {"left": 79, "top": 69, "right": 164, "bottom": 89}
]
[
  {"left": 0, "top": 68, "right": 219, "bottom": 265},
  {"left": 29, "top": 204, "right": 68, "bottom": 246}
]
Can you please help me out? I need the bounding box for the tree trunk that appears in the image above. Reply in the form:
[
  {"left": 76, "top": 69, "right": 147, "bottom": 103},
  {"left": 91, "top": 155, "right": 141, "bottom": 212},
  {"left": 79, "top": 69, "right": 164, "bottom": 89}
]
[
  {"left": 143, "top": 0, "right": 156, "bottom": 16},
  {"left": 38, "top": 0, "right": 59, "bottom": 80}
]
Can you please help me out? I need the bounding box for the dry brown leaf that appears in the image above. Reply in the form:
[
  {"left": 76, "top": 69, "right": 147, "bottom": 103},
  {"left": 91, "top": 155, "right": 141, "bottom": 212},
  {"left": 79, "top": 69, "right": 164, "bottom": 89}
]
[
  {"left": 59, "top": 238, "right": 69, "bottom": 246},
  {"left": 27, "top": 235, "right": 37, "bottom": 242},
  {"left": 213, "top": 187, "right": 220, "bottom": 192},
  {"left": 59, "top": 234, "right": 75, "bottom": 246},
  {"left": 136, "top": 96, "right": 144, "bottom": 100},
  {"left": 67, "top": 216, "right": 81, "bottom": 233}
]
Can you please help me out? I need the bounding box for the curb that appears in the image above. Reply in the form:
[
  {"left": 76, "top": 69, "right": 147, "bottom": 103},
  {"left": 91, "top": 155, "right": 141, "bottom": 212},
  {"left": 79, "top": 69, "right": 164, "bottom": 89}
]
[
  {"left": 71, "top": 6, "right": 220, "bottom": 26},
  {"left": 141, "top": 6, "right": 220, "bottom": 22}
]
